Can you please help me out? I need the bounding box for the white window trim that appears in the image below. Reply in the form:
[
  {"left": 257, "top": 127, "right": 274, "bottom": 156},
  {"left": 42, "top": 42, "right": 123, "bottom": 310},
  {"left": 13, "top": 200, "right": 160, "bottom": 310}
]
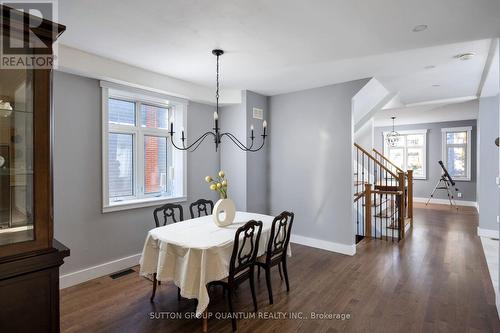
[
  {"left": 101, "top": 81, "right": 188, "bottom": 213},
  {"left": 441, "top": 126, "right": 472, "bottom": 182},
  {"left": 382, "top": 129, "right": 428, "bottom": 179}
]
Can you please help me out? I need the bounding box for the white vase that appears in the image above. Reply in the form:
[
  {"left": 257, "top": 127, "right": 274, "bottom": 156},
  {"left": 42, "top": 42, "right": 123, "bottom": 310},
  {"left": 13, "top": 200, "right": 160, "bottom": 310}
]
[{"left": 213, "top": 198, "right": 236, "bottom": 227}]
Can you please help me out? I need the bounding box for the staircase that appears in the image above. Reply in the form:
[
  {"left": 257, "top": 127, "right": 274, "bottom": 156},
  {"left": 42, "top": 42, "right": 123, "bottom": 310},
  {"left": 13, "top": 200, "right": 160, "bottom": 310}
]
[{"left": 353, "top": 143, "right": 413, "bottom": 242}]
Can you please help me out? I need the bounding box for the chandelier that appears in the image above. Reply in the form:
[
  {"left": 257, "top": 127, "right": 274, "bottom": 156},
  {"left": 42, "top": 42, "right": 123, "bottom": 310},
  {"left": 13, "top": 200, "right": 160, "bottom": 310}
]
[
  {"left": 386, "top": 116, "right": 400, "bottom": 147},
  {"left": 169, "top": 49, "right": 267, "bottom": 152}
]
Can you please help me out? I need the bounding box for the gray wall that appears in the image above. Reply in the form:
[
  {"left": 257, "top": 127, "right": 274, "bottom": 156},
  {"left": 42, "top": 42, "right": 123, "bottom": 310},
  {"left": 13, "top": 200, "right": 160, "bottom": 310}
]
[
  {"left": 219, "top": 90, "right": 269, "bottom": 214},
  {"left": 53, "top": 71, "right": 219, "bottom": 275},
  {"left": 219, "top": 96, "right": 247, "bottom": 211},
  {"left": 478, "top": 95, "right": 500, "bottom": 231},
  {"left": 354, "top": 118, "right": 373, "bottom": 150},
  {"left": 374, "top": 119, "right": 477, "bottom": 202},
  {"left": 269, "top": 79, "right": 369, "bottom": 246},
  {"left": 245, "top": 91, "right": 269, "bottom": 214}
]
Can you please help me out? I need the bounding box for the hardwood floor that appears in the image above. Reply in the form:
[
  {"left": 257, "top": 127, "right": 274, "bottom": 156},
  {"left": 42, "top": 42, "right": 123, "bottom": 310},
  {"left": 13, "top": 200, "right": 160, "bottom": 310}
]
[{"left": 60, "top": 203, "right": 500, "bottom": 332}]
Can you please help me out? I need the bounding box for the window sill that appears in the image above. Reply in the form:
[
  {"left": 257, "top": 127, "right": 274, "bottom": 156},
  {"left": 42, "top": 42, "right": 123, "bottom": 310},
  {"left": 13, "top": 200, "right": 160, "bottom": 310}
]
[
  {"left": 103, "top": 195, "right": 187, "bottom": 213},
  {"left": 453, "top": 178, "right": 471, "bottom": 182}
]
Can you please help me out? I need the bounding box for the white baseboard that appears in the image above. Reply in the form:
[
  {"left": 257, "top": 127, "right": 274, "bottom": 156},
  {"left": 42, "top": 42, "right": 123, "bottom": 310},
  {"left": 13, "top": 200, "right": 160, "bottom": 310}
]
[
  {"left": 60, "top": 253, "right": 142, "bottom": 289},
  {"left": 291, "top": 234, "right": 356, "bottom": 256},
  {"left": 414, "top": 197, "right": 478, "bottom": 208},
  {"left": 478, "top": 227, "right": 499, "bottom": 239}
]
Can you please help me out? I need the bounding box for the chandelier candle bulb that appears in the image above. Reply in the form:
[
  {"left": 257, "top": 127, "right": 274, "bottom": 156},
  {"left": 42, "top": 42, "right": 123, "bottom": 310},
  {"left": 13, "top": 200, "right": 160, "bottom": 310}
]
[
  {"left": 169, "top": 118, "right": 174, "bottom": 134},
  {"left": 181, "top": 127, "right": 185, "bottom": 141},
  {"left": 214, "top": 111, "right": 219, "bottom": 130}
]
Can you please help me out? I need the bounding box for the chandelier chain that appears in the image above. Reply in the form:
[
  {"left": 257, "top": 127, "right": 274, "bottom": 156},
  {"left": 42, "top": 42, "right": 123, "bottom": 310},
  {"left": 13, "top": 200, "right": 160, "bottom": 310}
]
[{"left": 216, "top": 53, "right": 219, "bottom": 113}]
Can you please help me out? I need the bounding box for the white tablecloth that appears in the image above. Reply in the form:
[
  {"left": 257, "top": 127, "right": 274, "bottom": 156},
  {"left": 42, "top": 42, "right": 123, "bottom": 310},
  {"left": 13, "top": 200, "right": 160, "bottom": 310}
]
[{"left": 139, "top": 211, "right": 291, "bottom": 317}]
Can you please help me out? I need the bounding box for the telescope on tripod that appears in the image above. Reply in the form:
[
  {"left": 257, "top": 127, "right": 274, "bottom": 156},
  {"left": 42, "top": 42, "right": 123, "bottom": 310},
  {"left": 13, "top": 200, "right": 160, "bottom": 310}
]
[{"left": 426, "top": 160, "right": 459, "bottom": 209}]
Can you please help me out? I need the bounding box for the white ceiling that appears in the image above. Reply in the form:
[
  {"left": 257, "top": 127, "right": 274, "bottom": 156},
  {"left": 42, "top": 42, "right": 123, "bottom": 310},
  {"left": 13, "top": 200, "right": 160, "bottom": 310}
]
[
  {"left": 58, "top": 0, "right": 500, "bottom": 103},
  {"left": 376, "top": 39, "right": 491, "bottom": 104},
  {"left": 374, "top": 99, "right": 479, "bottom": 127}
]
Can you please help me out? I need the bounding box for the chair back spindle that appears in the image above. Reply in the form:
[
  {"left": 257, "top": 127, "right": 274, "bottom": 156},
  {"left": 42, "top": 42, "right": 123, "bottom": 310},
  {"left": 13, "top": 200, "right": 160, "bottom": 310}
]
[
  {"left": 189, "top": 199, "right": 214, "bottom": 219},
  {"left": 229, "top": 220, "right": 263, "bottom": 282},
  {"left": 153, "top": 203, "right": 184, "bottom": 227},
  {"left": 266, "top": 212, "right": 294, "bottom": 262}
]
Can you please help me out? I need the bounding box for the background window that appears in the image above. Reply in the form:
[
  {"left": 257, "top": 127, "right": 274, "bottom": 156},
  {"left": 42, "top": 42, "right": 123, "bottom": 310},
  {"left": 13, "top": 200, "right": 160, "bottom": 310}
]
[
  {"left": 383, "top": 130, "right": 427, "bottom": 179},
  {"left": 108, "top": 133, "right": 134, "bottom": 198},
  {"left": 141, "top": 104, "right": 169, "bottom": 129},
  {"left": 441, "top": 127, "right": 471, "bottom": 181},
  {"left": 144, "top": 136, "right": 167, "bottom": 194},
  {"left": 108, "top": 98, "right": 136, "bottom": 126},
  {"left": 102, "top": 85, "right": 186, "bottom": 212}
]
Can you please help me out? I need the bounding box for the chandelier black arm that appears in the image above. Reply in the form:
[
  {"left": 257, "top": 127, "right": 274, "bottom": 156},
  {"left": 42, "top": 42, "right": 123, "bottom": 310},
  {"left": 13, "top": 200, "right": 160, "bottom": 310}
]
[
  {"left": 170, "top": 131, "right": 215, "bottom": 151},
  {"left": 219, "top": 132, "right": 248, "bottom": 150},
  {"left": 187, "top": 133, "right": 213, "bottom": 152},
  {"left": 220, "top": 132, "right": 266, "bottom": 152}
]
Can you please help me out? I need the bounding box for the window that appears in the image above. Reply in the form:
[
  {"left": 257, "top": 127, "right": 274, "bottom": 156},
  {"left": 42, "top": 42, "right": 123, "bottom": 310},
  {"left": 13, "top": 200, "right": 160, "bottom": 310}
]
[
  {"left": 441, "top": 127, "right": 472, "bottom": 181},
  {"left": 383, "top": 130, "right": 427, "bottom": 179},
  {"left": 101, "top": 82, "right": 187, "bottom": 212}
]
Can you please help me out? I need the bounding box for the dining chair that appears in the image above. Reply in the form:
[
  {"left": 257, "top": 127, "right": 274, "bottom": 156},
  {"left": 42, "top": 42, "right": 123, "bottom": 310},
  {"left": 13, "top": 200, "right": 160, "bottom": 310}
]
[
  {"left": 256, "top": 211, "right": 294, "bottom": 305},
  {"left": 189, "top": 199, "right": 214, "bottom": 219},
  {"left": 151, "top": 203, "right": 184, "bottom": 302},
  {"left": 153, "top": 203, "right": 184, "bottom": 227},
  {"left": 208, "top": 220, "right": 263, "bottom": 331}
]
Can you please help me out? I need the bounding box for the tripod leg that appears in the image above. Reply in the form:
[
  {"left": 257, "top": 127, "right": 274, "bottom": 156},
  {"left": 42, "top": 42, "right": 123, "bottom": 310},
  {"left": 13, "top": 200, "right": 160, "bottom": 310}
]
[
  {"left": 443, "top": 180, "right": 458, "bottom": 210},
  {"left": 426, "top": 179, "right": 442, "bottom": 205}
]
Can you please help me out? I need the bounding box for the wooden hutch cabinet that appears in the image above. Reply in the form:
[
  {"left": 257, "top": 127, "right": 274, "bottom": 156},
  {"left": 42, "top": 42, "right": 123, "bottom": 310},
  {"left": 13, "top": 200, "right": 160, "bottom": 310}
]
[{"left": 0, "top": 5, "right": 69, "bottom": 332}]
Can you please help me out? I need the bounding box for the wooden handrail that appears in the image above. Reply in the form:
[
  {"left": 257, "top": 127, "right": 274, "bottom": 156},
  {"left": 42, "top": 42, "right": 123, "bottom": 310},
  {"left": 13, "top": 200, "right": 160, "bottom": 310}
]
[
  {"left": 354, "top": 143, "right": 398, "bottom": 179},
  {"left": 354, "top": 191, "right": 365, "bottom": 202},
  {"left": 372, "top": 148, "right": 404, "bottom": 173},
  {"left": 372, "top": 190, "right": 403, "bottom": 196}
]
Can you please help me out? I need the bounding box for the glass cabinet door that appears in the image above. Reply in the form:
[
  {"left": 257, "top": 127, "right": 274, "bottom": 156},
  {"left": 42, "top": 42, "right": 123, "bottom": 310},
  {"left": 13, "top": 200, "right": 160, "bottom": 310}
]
[{"left": 0, "top": 69, "right": 34, "bottom": 246}]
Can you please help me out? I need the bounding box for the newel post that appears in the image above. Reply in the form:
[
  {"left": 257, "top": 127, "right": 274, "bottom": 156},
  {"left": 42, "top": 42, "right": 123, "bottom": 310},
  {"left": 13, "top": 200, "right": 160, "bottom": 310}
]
[
  {"left": 364, "top": 183, "right": 372, "bottom": 238},
  {"left": 397, "top": 171, "right": 405, "bottom": 239},
  {"left": 407, "top": 169, "right": 413, "bottom": 224}
]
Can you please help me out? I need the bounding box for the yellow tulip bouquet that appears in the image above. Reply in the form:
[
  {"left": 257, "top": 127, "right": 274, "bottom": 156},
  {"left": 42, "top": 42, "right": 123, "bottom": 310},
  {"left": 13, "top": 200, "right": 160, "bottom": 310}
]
[{"left": 205, "top": 171, "right": 228, "bottom": 199}]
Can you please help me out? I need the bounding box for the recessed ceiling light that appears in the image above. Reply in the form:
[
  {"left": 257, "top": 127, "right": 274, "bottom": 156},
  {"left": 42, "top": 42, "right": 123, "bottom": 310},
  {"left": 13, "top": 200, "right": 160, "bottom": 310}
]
[
  {"left": 454, "top": 53, "right": 475, "bottom": 61},
  {"left": 432, "top": 84, "right": 441, "bottom": 87},
  {"left": 424, "top": 65, "right": 436, "bottom": 70},
  {"left": 412, "top": 25, "right": 428, "bottom": 32}
]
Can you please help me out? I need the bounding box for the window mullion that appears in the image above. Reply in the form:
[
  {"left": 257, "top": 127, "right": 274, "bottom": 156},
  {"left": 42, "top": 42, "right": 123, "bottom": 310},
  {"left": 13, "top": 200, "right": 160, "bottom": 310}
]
[{"left": 136, "top": 101, "right": 144, "bottom": 198}]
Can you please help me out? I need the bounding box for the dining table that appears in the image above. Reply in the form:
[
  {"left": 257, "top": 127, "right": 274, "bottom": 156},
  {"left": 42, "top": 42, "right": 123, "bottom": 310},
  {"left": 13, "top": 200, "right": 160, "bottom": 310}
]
[{"left": 139, "top": 211, "right": 291, "bottom": 331}]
